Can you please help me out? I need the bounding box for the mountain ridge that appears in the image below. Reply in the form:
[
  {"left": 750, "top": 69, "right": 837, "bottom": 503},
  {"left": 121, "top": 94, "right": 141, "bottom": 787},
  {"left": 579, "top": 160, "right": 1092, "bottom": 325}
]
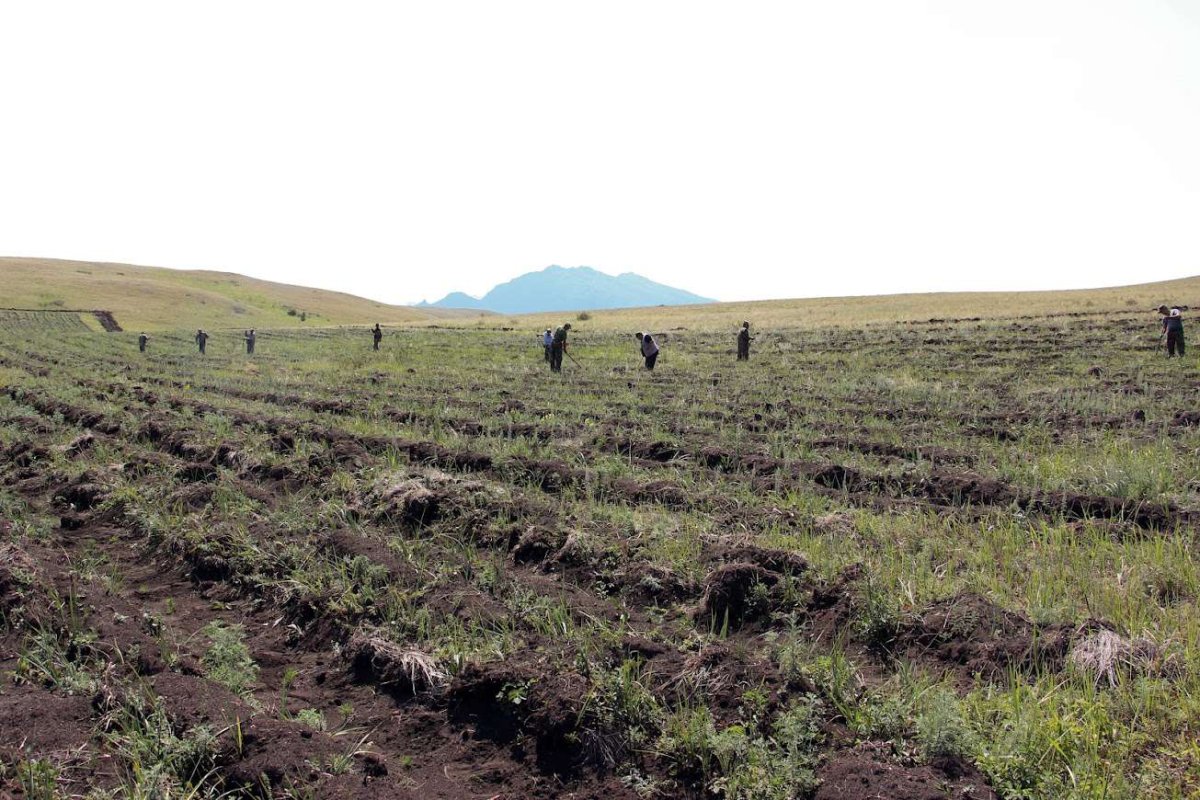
[{"left": 421, "top": 265, "right": 714, "bottom": 313}]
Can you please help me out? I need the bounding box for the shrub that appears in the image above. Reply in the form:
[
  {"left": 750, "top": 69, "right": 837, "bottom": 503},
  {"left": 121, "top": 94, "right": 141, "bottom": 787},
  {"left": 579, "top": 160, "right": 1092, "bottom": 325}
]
[
  {"left": 915, "top": 688, "right": 973, "bottom": 760},
  {"left": 201, "top": 622, "right": 258, "bottom": 696},
  {"left": 856, "top": 579, "right": 901, "bottom": 650}
]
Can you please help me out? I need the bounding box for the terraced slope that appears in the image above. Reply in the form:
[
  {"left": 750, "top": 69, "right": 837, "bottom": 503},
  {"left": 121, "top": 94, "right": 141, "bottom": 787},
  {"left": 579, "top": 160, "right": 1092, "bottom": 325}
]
[{"left": 0, "top": 311, "right": 1197, "bottom": 799}]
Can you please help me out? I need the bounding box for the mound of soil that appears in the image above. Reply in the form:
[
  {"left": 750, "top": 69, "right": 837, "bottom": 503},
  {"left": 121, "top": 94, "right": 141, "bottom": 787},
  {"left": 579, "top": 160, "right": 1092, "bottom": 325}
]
[
  {"left": 5, "top": 441, "right": 50, "bottom": 468},
  {"left": 699, "top": 446, "right": 738, "bottom": 470},
  {"left": 0, "top": 544, "right": 37, "bottom": 614},
  {"left": 606, "top": 437, "right": 684, "bottom": 463},
  {"left": 54, "top": 476, "right": 109, "bottom": 511},
  {"left": 0, "top": 686, "right": 95, "bottom": 763},
  {"left": 1171, "top": 411, "right": 1200, "bottom": 427},
  {"left": 152, "top": 671, "right": 250, "bottom": 729},
  {"left": 223, "top": 717, "right": 346, "bottom": 791},
  {"left": 693, "top": 544, "right": 812, "bottom": 629},
  {"left": 447, "top": 660, "right": 540, "bottom": 743},
  {"left": 738, "top": 453, "right": 782, "bottom": 475},
  {"left": 914, "top": 471, "right": 1013, "bottom": 506},
  {"left": 721, "top": 545, "right": 809, "bottom": 577},
  {"left": 371, "top": 476, "right": 445, "bottom": 525},
  {"left": 507, "top": 456, "right": 583, "bottom": 492},
  {"left": 345, "top": 631, "right": 446, "bottom": 697},
  {"left": 166, "top": 483, "right": 215, "bottom": 511},
  {"left": 617, "top": 563, "right": 696, "bottom": 604},
  {"left": 815, "top": 743, "right": 997, "bottom": 800},
  {"left": 213, "top": 442, "right": 254, "bottom": 470},
  {"left": 895, "top": 593, "right": 1071, "bottom": 680},
  {"left": 321, "top": 529, "right": 412, "bottom": 581},
  {"left": 422, "top": 648, "right": 593, "bottom": 783},
  {"left": 308, "top": 439, "right": 369, "bottom": 473},
  {"left": 60, "top": 432, "right": 96, "bottom": 457},
  {"left": 807, "top": 463, "right": 869, "bottom": 492},
  {"left": 663, "top": 642, "right": 789, "bottom": 725},
  {"left": 696, "top": 562, "right": 778, "bottom": 629},
  {"left": 1031, "top": 490, "right": 1182, "bottom": 531},
  {"left": 608, "top": 477, "right": 689, "bottom": 508},
  {"left": 510, "top": 526, "right": 566, "bottom": 564}
]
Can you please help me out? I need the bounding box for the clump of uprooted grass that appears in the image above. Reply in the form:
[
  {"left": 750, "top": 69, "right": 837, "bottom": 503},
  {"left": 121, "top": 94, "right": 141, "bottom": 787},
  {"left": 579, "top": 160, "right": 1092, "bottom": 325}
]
[
  {"left": 0, "top": 542, "right": 39, "bottom": 615},
  {"left": 345, "top": 628, "right": 447, "bottom": 694},
  {"left": 1068, "top": 626, "right": 1175, "bottom": 687}
]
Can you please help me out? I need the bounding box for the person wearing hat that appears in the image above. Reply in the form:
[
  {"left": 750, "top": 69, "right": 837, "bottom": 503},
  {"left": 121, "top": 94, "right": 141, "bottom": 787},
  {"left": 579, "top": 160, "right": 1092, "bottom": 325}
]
[
  {"left": 1159, "top": 305, "right": 1185, "bottom": 357},
  {"left": 737, "top": 321, "right": 754, "bottom": 361},
  {"left": 542, "top": 328, "right": 553, "bottom": 362},
  {"left": 138, "top": 332, "right": 150, "bottom": 352},
  {"left": 550, "top": 323, "right": 571, "bottom": 372}
]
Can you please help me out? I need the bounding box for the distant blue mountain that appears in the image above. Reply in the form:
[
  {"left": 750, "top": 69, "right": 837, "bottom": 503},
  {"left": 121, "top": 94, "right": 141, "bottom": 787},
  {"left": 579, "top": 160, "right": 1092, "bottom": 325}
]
[{"left": 420, "top": 266, "right": 714, "bottom": 313}]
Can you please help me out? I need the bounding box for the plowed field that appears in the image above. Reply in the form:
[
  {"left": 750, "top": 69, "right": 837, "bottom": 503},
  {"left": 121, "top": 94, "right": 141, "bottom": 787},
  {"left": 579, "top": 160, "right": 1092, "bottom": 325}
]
[{"left": 0, "top": 313, "right": 1197, "bottom": 799}]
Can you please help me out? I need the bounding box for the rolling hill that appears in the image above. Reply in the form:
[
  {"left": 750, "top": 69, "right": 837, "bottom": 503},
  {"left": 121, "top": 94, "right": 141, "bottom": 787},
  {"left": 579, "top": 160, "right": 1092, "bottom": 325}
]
[
  {"left": 0, "top": 257, "right": 477, "bottom": 331},
  {"left": 7, "top": 256, "right": 1197, "bottom": 336},
  {"left": 451, "top": 274, "right": 1200, "bottom": 332},
  {"left": 421, "top": 265, "right": 714, "bottom": 313}
]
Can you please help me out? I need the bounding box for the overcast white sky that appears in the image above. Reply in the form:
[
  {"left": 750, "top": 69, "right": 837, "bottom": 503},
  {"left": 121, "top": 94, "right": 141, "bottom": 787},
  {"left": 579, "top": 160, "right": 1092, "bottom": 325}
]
[{"left": 2, "top": 1, "right": 1198, "bottom": 305}]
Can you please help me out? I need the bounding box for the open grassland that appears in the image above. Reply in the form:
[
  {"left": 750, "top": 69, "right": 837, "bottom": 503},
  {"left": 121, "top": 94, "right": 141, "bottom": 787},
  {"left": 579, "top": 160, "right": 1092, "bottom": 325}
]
[
  {"left": 0, "top": 307, "right": 1198, "bottom": 799},
  {"left": 469, "top": 274, "right": 1200, "bottom": 332},
  {"left": 0, "top": 257, "right": 478, "bottom": 331}
]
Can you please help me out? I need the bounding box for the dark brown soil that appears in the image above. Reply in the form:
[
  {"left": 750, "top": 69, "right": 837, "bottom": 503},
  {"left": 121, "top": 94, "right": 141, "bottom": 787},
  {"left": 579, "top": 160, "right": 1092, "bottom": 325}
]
[
  {"left": 895, "top": 593, "right": 1072, "bottom": 681},
  {"left": 91, "top": 310, "right": 123, "bottom": 332},
  {"left": 695, "top": 562, "right": 779, "bottom": 629},
  {"left": 815, "top": 743, "right": 997, "bottom": 800},
  {"left": 0, "top": 685, "right": 95, "bottom": 763}
]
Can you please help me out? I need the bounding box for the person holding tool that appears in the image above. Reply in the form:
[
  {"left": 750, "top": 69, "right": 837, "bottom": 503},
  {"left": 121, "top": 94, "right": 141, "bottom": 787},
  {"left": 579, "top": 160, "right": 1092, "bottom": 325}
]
[
  {"left": 550, "top": 323, "right": 572, "bottom": 372},
  {"left": 636, "top": 331, "right": 660, "bottom": 370}
]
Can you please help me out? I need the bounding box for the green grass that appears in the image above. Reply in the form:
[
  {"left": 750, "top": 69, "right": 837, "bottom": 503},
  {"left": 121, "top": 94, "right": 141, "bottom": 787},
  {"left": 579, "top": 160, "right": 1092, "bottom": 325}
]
[{"left": 0, "top": 301, "right": 1198, "bottom": 797}]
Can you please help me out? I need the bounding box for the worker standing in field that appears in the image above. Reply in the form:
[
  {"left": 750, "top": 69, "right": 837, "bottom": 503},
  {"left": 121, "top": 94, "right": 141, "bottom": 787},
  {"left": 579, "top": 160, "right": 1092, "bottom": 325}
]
[
  {"left": 1159, "top": 306, "right": 1185, "bottom": 357},
  {"left": 138, "top": 332, "right": 150, "bottom": 352},
  {"left": 542, "top": 329, "right": 553, "bottom": 362},
  {"left": 550, "top": 323, "right": 571, "bottom": 373},
  {"left": 373, "top": 323, "right": 383, "bottom": 351},
  {"left": 245, "top": 329, "right": 256, "bottom": 355},
  {"left": 737, "top": 321, "right": 753, "bottom": 361},
  {"left": 637, "top": 331, "right": 660, "bottom": 370},
  {"left": 195, "top": 329, "right": 208, "bottom": 354}
]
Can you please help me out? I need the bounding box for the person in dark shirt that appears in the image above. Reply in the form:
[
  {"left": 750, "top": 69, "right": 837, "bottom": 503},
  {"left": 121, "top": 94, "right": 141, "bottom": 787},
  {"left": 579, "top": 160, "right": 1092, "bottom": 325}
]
[
  {"left": 1159, "top": 306, "right": 1184, "bottom": 357},
  {"left": 550, "top": 324, "right": 571, "bottom": 372},
  {"left": 737, "top": 321, "right": 753, "bottom": 361},
  {"left": 373, "top": 323, "right": 383, "bottom": 351},
  {"left": 245, "top": 329, "right": 256, "bottom": 354},
  {"left": 138, "top": 332, "right": 150, "bottom": 352},
  {"left": 195, "top": 329, "right": 208, "bottom": 354}
]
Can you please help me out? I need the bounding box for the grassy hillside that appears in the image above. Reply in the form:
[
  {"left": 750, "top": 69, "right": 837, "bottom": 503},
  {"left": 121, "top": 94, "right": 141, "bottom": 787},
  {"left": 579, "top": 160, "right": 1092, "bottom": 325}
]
[
  {"left": 0, "top": 257, "right": 478, "bottom": 331},
  {"left": 461, "top": 274, "right": 1200, "bottom": 332},
  {"left": 8, "top": 256, "right": 1197, "bottom": 336}
]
